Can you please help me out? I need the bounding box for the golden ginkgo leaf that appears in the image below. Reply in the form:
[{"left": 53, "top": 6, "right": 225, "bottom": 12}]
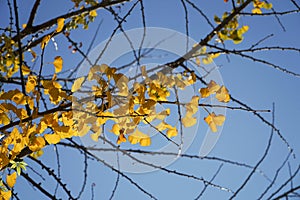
[
  {"left": 71, "top": 77, "right": 85, "bottom": 92},
  {"left": 56, "top": 18, "right": 65, "bottom": 33},
  {"left": 204, "top": 112, "right": 225, "bottom": 132},
  {"left": 182, "top": 115, "right": 197, "bottom": 128},
  {"left": 44, "top": 133, "right": 61, "bottom": 144},
  {"left": 166, "top": 127, "right": 178, "bottom": 138},
  {"left": 53, "top": 56, "right": 63, "bottom": 73},
  {"left": 216, "top": 86, "right": 230, "bottom": 102},
  {"left": 6, "top": 172, "right": 17, "bottom": 188},
  {"left": 199, "top": 80, "right": 220, "bottom": 98},
  {"left": 128, "top": 128, "right": 151, "bottom": 146},
  {"left": 41, "top": 35, "right": 51, "bottom": 49},
  {"left": 117, "top": 133, "right": 127, "bottom": 145}
]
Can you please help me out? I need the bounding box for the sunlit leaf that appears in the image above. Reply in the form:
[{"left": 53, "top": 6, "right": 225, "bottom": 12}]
[
  {"left": 71, "top": 77, "right": 85, "bottom": 92},
  {"left": 204, "top": 112, "right": 225, "bottom": 132},
  {"left": 166, "top": 127, "right": 178, "bottom": 138},
  {"left": 216, "top": 86, "right": 230, "bottom": 102},
  {"left": 44, "top": 134, "right": 61, "bottom": 144},
  {"left": 89, "top": 10, "right": 97, "bottom": 17},
  {"left": 56, "top": 18, "right": 65, "bottom": 33},
  {"left": 53, "top": 56, "right": 63, "bottom": 73},
  {"left": 41, "top": 35, "right": 51, "bottom": 49},
  {"left": 25, "top": 75, "right": 37, "bottom": 93},
  {"left": 6, "top": 172, "right": 17, "bottom": 188},
  {"left": 117, "top": 133, "right": 126, "bottom": 145}
]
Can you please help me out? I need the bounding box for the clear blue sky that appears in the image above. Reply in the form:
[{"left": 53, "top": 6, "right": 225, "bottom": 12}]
[{"left": 0, "top": 0, "right": 299, "bottom": 199}]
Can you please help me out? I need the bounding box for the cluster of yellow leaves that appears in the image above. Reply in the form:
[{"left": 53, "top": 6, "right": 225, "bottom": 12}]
[
  {"left": 214, "top": 13, "right": 249, "bottom": 44},
  {"left": 182, "top": 96, "right": 200, "bottom": 127},
  {"left": 199, "top": 80, "right": 230, "bottom": 103},
  {"left": 194, "top": 46, "right": 220, "bottom": 66},
  {"left": 252, "top": 0, "right": 273, "bottom": 14},
  {"left": 42, "top": 74, "right": 70, "bottom": 104},
  {"left": 179, "top": 80, "right": 230, "bottom": 132}
]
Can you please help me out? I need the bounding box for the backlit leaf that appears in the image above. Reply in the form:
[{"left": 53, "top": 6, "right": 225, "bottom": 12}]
[
  {"left": 204, "top": 112, "right": 225, "bottom": 132},
  {"left": 44, "top": 134, "right": 61, "bottom": 144},
  {"left": 53, "top": 56, "right": 63, "bottom": 73},
  {"left": 56, "top": 18, "right": 65, "bottom": 33},
  {"left": 216, "top": 86, "right": 230, "bottom": 102},
  {"left": 71, "top": 77, "right": 85, "bottom": 92},
  {"left": 6, "top": 172, "right": 17, "bottom": 188},
  {"left": 41, "top": 35, "right": 51, "bottom": 49}
]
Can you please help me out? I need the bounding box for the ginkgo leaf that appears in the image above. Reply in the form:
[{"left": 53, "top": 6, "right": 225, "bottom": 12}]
[
  {"left": 41, "top": 35, "right": 51, "bottom": 49},
  {"left": 182, "top": 115, "right": 197, "bottom": 127},
  {"left": 56, "top": 18, "right": 65, "bottom": 33},
  {"left": 26, "top": 75, "right": 37, "bottom": 93},
  {"left": 12, "top": 92, "right": 26, "bottom": 105},
  {"left": 128, "top": 128, "right": 151, "bottom": 146},
  {"left": 21, "top": 65, "right": 31, "bottom": 75},
  {"left": 71, "top": 77, "right": 85, "bottom": 92},
  {"left": 53, "top": 56, "right": 63, "bottom": 73},
  {"left": 0, "top": 190, "right": 12, "bottom": 200},
  {"left": 111, "top": 124, "right": 121, "bottom": 135},
  {"left": 252, "top": 8, "right": 262, "bottom": 14},
  {"left": 140, "top": 137, "right": 151, "bottom": 146},
  {"left": 28, "top": 136, "right": 45, "bottom": 152},
  {"left": 6, "top": 172, "right": 17, "bottom": 188},
  {"left": 89, "top": 10, "right": 97, "bottom": 17},
  {"left": 44, "top": 134, "right": 61, "bottom": 144},
  {"left": 117, "top": 133, "right": 126, "bottom": 145},
  {"left": 199, "top": 80, "right": 220, "bottom": 98},
  {"left": 166, "top": 127, "right": 177, "bottom": 138},
  {"left": 215, "top": 86, "right": 230, "bottom": 102},
  {"left": 90, "top": 131, "right": 101, "bottom": 142},
  {"left": 204, "top": 112, "right": 225, "bottom": 132},
  {"left": 0, "top": 113, "right": 10, "bottom": 125},
  {"left": 185, "top": 96, "right": 199, "bottom": 114}
]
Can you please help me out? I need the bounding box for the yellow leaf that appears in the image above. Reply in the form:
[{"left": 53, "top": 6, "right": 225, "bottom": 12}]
[
  {"left": 128, "top": 128, "right": 151, "bottom": 146},
  {"left": 263, "top": 3, "right": 272, "bottom": 9},
  {"left": 0, "top": 190, "right": 11, "bottom": 200},
  {"left": 22, "top": 65, "right": 31, "bottom": 75},
  {"left": 26, "top": 75, "right": 37, "bottom": 93},
  {"left": 185, "top": 96, "right": 199, "bottom": 114},
  {"left": 110, "top": 124, "right": 121, "bottom": 135},
  {"left": 44, "top": 134, "right": 61, "bottom": 144},
  {"left": 41, "top": 35, "right": 51, "bottom": 49},
  {"left": 202, "top": 56, "right": 213, "bottom": 65},
  {"left": 56, "top": 18, "right": 65, "bottom": 33},
  {"left": 215, "top": 85, "right": 230, "bottom": 102},
  {"left": 71, "top": 77, "right": 85, "bottom": 92},
  {"left": 182, "top": 115, "right": 197, "bottom": 127},
  {"left": 22, "top": 24, "right": 27, "bottom": 29},
  {"left": 166, "top": 127, "right": 177, "bottom": 138},
  {"left": 252, "top": 8, "right": 262, "bottom": 14},
  {"left": 140, "top": 137, "right": 151, "bottom": 146},
  {"left": 0, "top": 113, "right": 10, "bottom": 125},
  {"left": 117, "top": 133, "right": 126, "bottom": 145},
  {"left": 89, "top": 10, "right": 97, "bottom": 17},
  {"left": 90, "top": 131, "right": 101, "bottom": 142},
  {"left": 204, "top": 112, "right": 225, "bottom": 132},
  {"left": 6, "top": 172, "right": 17, "bottom": 188},
  {"left": 199, "top": 80, "right": 220, "bottom": 98},
  {"left": 29, "top": 136, "right": 45, "bottom": 152},
  {"left": 53, "top": 56, "right": 63, "bottom": 73},
  {"left": 12, "top": 92, "right": 26, "bottom": 105},
  {"left": 77, "top": 123, "right": 91, "bottom": 137}
]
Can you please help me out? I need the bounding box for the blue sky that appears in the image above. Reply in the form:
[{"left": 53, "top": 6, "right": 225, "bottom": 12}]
[{"left": 1, "top": 0, "right": 300, "bottom": 199}]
